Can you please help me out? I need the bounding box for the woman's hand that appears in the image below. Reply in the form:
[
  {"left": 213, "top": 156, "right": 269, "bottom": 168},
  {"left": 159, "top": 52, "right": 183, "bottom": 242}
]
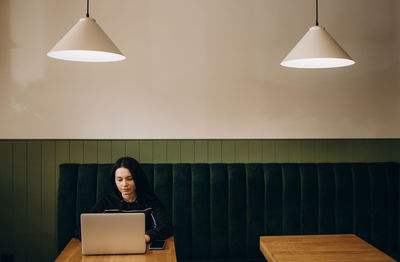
[{"left": 145, "top": 234, "right": 151, "bottom": 243}]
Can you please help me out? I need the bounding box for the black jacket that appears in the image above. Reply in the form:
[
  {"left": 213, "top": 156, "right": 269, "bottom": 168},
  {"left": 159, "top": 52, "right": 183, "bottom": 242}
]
[{"left": 76, "top": 191, "right": 173, "bottom": 241}]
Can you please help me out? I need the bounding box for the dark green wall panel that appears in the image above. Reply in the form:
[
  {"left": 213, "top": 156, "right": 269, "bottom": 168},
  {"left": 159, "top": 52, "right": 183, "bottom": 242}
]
[
  {"left": 289, "top": 140, "right": 301, "bottom": 162},
  {"left": 208, "top": 140, "right": 222, "bottom": 163},
  {"left": 262, "top": 140, "right": 275, "bottom": 162},
  {"left": 139, "top": 140, "right": 153, "bottom": 162},
  {"left": 83, "top": 141, "right": 97, "bottom": 163},
  {"left": 181, "top": 140, "right": 194, "bottom": 162},
  {"left": 299, "top": 140, "right": 313, "bottom": 162},
  {"left": 153, "top": 140, "right": 167, "bottom": 163},
  {"left": 167, "top": 140, "right": 180, "bottom": 163},
  {"left": 314, "top": 140, "right": 328, "bottom": 162},
  {"left": 275, "top": 141, "right": 290, "bottom": 162},
  {"left": 249, "top": 140, "right": 262, "bottom": 163},
  {"left": 27, "top": 141, "right": 41, "bottom": 262},
  {"left": 41, "top": 141, "right": 56, "bottom": 262},
  {"left": 111, "top": 141, "right": 125, "bottom": 162},
  {"left": 13, "top": 141, "right": 27, "bottom": 262},
  {"left": 0, "top": 141, "right": 13, "bottom": 255},
  {"left": 97, "top": 140, "right": 111, "bottom": 163},
  {"left": 235, "top": 140, "right": 249, "bottom": 162},
  {"left": 194, "top": 141, "right": 208, "bottom": 163},
  {"left": 221, "top": 141, "right": 234, "bottom": 162},
  {"left": 126, "top": 140, "right": 140, "bottom": 159},
  {"left": 70, "top": 141, "right": 83, "bottom": 163}
]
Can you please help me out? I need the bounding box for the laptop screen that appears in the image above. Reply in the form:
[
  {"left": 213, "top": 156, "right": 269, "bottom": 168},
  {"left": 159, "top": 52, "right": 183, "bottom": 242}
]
[{"left": 80, "top": 213, "right": 146, "bottom": 255}]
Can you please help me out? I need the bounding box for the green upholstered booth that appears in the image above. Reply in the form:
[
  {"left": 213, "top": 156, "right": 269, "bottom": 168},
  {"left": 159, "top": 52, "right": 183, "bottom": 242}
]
[{"left": 58, "top": 163, "right": 399, "bottom": 261}]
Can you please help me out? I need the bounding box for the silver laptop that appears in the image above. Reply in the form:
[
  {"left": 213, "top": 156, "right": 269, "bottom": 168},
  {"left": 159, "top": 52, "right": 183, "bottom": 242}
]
[{"left": 80, "top": 213, "right": 146, "bottom": 255}]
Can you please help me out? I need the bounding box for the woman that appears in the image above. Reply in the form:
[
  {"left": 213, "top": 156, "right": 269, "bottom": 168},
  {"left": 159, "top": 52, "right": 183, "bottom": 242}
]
[{"left": 83, "top": 157, "right": 173, "bottom": 242}]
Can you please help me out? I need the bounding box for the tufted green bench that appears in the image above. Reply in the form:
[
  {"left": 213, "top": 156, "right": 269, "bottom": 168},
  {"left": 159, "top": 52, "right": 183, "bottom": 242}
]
[{"left": 58, "top": 163, "right": 399, "bottom": 261}]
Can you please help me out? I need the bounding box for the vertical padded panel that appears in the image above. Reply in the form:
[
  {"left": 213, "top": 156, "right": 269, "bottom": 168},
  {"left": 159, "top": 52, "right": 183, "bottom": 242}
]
[
  {"left": 141, "top": 164, "right": 154, "bottom": 192},
  {"left": 154, "top": 164, "right": 172, "bottom": 220},
  {"left": 385, "top": 163, "right": 398, "bottom": 254},
  {"left": 191, "top": 164, "right": 210, "bottom": 259},
  {"left": 300, "top": 164, "right": 318, "bottom": 234},
  {"left": 227, "top": 164, "right": 246, "bottom": 259},
  {"left": 58, "top": 164, "right": 79, "bottom": 253},
  {"left": 172, "top": 164, "right": 192, "bottom": 260},
  {"left": 75, "top": 165, "right": 98, "bottom": 226},
  {"left": 96, "top": 164, "right": 113, "bottom": 201},
  {"left": 245, "top": 164, "right": 264, "bottom": 258},
  {"left": 398, "top": 164, "right": 400, "bottom": 255},
  {"left": 317, "top": 164, "right": 335, "bottom": 233},
  {"left": 352, "top": 163, "right": 371, "bottom": 242},
  {"left": 264, "top": 164, "right": 282, "bottom": 235},
  {"left": 210, "top": 164, "right": 228, "bottom": 259},
  {"left": 334, "top": 164, "right": 353, "bottom": 233},
  {"left": 282, "top": 164, "right": 301, "bottom": 234},
  {"left": 369, "top": 163, "right": 388, "bottom": 250}
]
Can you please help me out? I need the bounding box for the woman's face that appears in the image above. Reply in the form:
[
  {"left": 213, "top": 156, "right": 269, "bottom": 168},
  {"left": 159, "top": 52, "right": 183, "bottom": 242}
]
[{"left": 115, "top": 167, "right": 136, "bottom": 199}]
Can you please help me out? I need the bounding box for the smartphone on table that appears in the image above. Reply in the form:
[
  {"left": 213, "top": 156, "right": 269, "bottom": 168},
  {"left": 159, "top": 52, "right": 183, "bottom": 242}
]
[{"left": 149, "top": 240, "right": 166, "bottom": 250}]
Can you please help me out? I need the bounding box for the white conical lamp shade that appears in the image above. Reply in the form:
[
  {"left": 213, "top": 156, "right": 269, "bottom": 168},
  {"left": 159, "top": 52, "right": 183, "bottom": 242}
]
[
  {"left": 281, "top": 26, "right": 354, "bottom": 68},
  {"left": 47, "top": 17, "right": 126, "bottom": 62}
]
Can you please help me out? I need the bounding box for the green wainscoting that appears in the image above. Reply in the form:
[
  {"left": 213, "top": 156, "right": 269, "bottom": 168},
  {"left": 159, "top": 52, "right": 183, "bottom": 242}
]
[{"left": 0, "top": 139, "right": 399, "bottom": 262}]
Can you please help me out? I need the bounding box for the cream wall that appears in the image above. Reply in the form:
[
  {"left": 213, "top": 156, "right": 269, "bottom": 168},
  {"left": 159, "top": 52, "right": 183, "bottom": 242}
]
[{"left": 0, "top": 0, "right": 399, "bottom": 139}]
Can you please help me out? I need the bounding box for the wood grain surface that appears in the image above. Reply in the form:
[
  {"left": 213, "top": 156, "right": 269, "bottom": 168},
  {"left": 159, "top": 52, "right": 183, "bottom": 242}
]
[{"left": 260, "top": 234, "right": 395, "bottom": 262}]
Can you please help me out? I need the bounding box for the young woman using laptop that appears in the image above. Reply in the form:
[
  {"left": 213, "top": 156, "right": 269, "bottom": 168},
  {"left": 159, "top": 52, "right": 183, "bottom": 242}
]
[{"left": 79, "top": 157, "right": 173, "bottom": 243}]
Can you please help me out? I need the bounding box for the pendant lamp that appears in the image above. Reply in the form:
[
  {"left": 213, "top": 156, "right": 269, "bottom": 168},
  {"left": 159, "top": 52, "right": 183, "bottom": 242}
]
[
  {"left": 47, "top": 0, "right": 126, "bottom": 62},
  {"left": 281, "top": 0, "right": 354, "bottom": 68}
]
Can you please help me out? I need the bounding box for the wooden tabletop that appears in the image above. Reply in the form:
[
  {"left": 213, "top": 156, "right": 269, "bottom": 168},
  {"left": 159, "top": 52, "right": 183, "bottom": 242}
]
[
  {"left": 55, "top": 237, "right": 177, "bottom": 262},
  {"left": 260, "top": 234, "right": 395, "bottom": 262}
]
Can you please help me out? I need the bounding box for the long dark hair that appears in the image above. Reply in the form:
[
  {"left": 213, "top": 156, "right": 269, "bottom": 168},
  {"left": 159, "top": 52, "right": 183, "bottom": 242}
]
[{"left": 111, "top": 157, "right": 155, "bottom": 200}]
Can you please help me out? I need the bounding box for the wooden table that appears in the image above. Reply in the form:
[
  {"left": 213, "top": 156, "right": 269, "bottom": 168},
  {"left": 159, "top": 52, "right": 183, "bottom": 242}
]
[
  {"left": 55, "top": 237, "right": 177, "bottom": 262},
  {"left": 260, "top": 234, "right": 395, "bottom": 262}
]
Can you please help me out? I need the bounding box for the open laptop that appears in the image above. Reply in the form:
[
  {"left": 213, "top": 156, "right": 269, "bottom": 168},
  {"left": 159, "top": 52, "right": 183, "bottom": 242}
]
[{"left": 80, "top": 213, "right": 146, "bottom": 255}]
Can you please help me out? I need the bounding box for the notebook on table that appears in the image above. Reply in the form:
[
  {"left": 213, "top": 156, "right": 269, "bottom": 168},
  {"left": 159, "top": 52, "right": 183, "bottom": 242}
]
[{"left": 80, "top": 213, "right": 146, "bottom": 255}]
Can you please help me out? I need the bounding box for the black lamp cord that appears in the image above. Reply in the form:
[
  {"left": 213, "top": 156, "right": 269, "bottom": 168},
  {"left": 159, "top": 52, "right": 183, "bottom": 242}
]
[
  {"left": 315, "top": 0, "right": 319, "bottom": 26},
  {"left": 86, "top": 0, "right": 90, "bottom": 17}
]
